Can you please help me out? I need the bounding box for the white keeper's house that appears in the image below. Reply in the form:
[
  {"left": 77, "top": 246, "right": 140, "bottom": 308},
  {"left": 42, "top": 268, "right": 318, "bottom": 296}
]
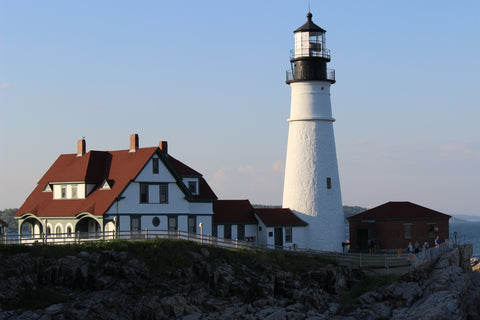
[{"left": 14, "top": 134, "right": 218, "bottom": 239}]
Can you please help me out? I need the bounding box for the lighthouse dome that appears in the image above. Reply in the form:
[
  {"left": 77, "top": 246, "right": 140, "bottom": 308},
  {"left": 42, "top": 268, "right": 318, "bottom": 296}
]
[{"left": 294, "top": 12, "right": 326, "bottom": 33}]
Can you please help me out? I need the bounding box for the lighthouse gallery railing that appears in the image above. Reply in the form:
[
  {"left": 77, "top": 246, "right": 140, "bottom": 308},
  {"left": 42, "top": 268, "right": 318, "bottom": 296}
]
[{"left": 286, "top": 68, "right": 335, "bottom": 82}]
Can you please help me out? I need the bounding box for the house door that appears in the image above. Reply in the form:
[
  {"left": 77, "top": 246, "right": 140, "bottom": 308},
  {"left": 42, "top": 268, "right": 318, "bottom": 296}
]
[
  {"left": 357, "top": 228, "right": 369, "bottom": 250},
  {"left": 274, "top": 227, "right": 283, "bottom": 248},
  {"left": 131, "top": 216, "right": 141, "bottom": 239}
]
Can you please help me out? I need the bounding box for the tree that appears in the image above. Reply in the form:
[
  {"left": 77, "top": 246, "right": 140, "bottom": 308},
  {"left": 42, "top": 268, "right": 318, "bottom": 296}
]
[{"left": 0, "top": 208, "right": 18, "bottom": 232}]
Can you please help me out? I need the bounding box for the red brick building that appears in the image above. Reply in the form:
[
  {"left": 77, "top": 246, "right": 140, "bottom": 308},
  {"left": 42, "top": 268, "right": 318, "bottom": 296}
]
[{"left": 347, "top": 202, "right": 450, "bottom": 251}]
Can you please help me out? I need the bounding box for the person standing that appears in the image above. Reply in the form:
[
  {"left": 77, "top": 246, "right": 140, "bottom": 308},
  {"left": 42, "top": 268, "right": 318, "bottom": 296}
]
[
  {"left": 435, "top": 236, "right": 441, "bottom": 247},
  {"left": 414, "top": 241, "right": 420, "bottom": 254}
]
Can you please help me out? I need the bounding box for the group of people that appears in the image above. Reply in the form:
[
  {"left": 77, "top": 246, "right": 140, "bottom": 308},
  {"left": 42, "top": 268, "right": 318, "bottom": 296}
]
[{"left": 407, "top": 236, "right": 441, "bottom": 255}]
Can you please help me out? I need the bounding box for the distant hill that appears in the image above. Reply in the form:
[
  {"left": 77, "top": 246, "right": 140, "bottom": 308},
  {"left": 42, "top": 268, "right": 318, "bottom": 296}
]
[
  {"left": 253, "top": 204, "right": 368, "bottom": 219},
  {"left": 253, "top": 204, "right": 282, "bottom": 209},
  {"left": 450, "top": 214, "right": 480, "bottom": 222},
  {"left": 343, "top": 206, "right": 368, "bottom": 218}
]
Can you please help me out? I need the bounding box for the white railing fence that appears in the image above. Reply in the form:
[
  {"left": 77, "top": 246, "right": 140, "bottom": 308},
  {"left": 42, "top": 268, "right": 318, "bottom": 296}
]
[{"left": 1, "top": 230, "right": 454, "bottom": 269}]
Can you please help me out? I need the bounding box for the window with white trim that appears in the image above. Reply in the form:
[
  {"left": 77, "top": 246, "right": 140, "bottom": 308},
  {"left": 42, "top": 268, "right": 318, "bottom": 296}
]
[
  {"left": 140, "top": 183, "right": 148, "bottom": 203},
  {"left": 188, "top": 216, "right": 196, "bottom": 233},
  {"left": 71, "top": 185, "right": 78, "bottom": 199},
  {"left": 285, "top": 227, "right": 292, "bottom": 243},
  {"left": 152, "top": 158, "right": 159, "bottom": 174},
  {"left": 428, "top": 223, "right": 438, "bottom": 238},
  {"left": 237, "top": 224, "right": 245, "bottom": 241},
  {"left": 188, "top": 181, "right": 197, "bottom": 194},
  {"left": 224, "top": 225, "right": 232, "bottom": 239},
  {"left": 159, "top": 184, "right": 168, "bottom": 203},
  {"left": 404, "top": 223, "right": 412, "bottom": 239},
  {"left": 168, "top": 216, "right": 177, "bottom": 232},
  {"left": 131, "top": 216, "right": 141, "bottom": 232}
]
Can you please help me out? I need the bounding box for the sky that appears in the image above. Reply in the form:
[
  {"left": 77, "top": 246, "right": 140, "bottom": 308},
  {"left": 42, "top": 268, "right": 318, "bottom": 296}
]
[{"left": 1, "top": 1, "right": 479, "bottom": 216}]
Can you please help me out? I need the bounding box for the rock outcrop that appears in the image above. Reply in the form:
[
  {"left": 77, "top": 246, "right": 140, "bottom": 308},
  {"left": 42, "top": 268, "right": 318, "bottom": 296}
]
[
  {"left": 349, "top": 245, "right": 480, "bottom": 320},
  {"left": 0, "top": 243, "right": 478, "bottom": 320}
]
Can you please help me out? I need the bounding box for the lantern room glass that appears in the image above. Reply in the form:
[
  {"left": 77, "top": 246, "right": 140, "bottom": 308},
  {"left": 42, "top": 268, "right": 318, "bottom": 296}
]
[{"left": 294, "top": 30, "right": 326, "bottom": 58}]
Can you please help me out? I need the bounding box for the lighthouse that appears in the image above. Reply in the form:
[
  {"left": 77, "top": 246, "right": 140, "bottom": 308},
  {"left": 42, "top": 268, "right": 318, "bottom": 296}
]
[{"left": 282, "top": 13, "right": 344, "bottom": 251}]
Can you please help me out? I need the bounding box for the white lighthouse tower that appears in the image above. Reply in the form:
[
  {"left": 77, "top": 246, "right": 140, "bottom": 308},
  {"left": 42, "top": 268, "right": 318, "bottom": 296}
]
[{"left": 282, "top": 13, "right": 344, "bottom": 251}]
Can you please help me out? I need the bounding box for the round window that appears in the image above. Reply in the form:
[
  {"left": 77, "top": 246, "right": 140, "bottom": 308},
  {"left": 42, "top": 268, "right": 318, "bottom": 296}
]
[{"left": 152, "top": 217, "right": 160, "bottom": 227}]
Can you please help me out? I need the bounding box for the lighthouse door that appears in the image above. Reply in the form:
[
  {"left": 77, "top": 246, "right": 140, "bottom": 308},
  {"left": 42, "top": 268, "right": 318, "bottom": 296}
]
[{"left": 274, "top": 228, "right": 283, "bottom": 248}]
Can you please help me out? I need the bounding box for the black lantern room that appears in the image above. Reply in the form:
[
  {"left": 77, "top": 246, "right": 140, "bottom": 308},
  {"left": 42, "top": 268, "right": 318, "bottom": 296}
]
[{"left": 286, "top": 13, "right": 335, "bottom": 84}]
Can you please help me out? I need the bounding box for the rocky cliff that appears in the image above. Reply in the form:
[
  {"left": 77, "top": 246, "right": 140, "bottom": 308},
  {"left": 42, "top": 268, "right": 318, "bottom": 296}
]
[{"left": 0, "top": 241, "right": 478, "bottom": 320}]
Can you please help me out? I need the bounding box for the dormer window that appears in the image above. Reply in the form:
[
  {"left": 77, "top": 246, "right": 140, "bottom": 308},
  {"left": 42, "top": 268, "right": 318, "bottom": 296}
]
[
  {"left": 43, "top": 184, "right": 52, "bottom": 192},
  {"left": 71, "top": 185, "right": 78, "bottom": 199},
  {"left": 53, "top": 183, "right": 85, "bottom": 199},
  {"left": 99, "top": 180, "right": 111, "bottom": 190},
  {"left": 188, "top": 181, "right": 197, "bottom": 194}
]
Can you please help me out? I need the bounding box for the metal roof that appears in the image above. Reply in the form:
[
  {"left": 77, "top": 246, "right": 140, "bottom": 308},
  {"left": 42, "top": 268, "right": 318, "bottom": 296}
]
[{"left": 294, "top": 12, "right": 326, "bottom": 33}]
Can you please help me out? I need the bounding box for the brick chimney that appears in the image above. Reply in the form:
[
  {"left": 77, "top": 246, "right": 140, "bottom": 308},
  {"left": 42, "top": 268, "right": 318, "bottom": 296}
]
[
  {"left": 159, "top": 141, "right": 168, "bottom": 154},
  {"left": 129, "top": 134, "right": 139, "bottom": 152},
  {"left": 77, "top": 138, "right": 86, "bottom": 157}
]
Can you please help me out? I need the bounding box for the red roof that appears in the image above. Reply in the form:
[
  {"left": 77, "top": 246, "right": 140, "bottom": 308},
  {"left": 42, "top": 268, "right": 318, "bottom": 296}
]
[
  {"left": 196, "top": 177, "right": 218, "bottom": 201},
  {"left": 255, "top": 208, "right": 308, "bottom": 226},
  {"left": 347, "top": 201, "right": 451, "bottom": 221},
  {"left": 15, "top": 147, "right": 217, "bottom": 218},
  {"left": 213, "top": 200, "right": 258, "bottom": 224},
  {"left": 168, "top": 155, "right": 201, "bottom": 176}
]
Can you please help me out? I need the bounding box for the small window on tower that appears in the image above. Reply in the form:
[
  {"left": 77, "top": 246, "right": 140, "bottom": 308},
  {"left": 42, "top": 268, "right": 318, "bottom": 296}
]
[{"left": 326, "top": 177, "right": 332, "bottom": 189}]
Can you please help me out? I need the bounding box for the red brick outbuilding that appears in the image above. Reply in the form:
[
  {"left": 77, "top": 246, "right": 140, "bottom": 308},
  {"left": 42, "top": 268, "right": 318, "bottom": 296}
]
[{"left": 347, "top": 202, "right": 450, "bottom": 251}]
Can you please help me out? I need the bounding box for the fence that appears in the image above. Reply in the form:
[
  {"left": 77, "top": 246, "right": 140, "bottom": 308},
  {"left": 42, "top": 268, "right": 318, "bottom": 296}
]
[
  {"left": 411, "top": 239, "right": 453, "bottom": 266},
  {"left": 1, "top": 229, "right": 453, "bottom": 269}
]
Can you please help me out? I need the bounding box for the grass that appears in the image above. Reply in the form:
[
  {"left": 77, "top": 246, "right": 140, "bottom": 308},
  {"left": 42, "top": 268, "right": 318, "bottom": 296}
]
[{"left": 0, "top": 238, "right": 334, "bottom": 273}]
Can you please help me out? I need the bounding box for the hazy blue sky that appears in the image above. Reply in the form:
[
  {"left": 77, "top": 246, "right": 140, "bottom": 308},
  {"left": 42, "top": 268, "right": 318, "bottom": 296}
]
[{"left": 1, "top": 1, "right": 479, "bottom": 216}]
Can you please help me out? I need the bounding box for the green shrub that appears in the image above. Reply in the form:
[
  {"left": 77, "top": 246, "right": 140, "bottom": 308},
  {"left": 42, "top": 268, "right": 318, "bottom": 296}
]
[{"left": 339, "top": 274, "right": 398, "bottom": 312}]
